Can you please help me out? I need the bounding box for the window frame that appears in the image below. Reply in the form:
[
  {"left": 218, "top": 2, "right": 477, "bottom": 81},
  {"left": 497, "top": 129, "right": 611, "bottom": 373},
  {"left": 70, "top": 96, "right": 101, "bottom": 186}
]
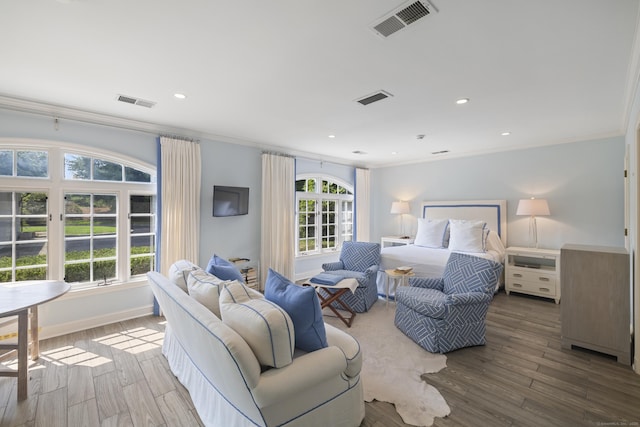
[
  {"left": 0, "top": 140, "right": 156, "bottom": 289},
  {"left": 295, "top": 174, "right": 354, "bottom": 257}
]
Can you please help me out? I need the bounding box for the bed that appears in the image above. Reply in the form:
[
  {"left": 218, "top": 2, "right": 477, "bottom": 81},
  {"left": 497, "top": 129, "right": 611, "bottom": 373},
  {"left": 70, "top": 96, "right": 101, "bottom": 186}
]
[{"left": 377, "top": 200, "right": 507, "bottom": 298}]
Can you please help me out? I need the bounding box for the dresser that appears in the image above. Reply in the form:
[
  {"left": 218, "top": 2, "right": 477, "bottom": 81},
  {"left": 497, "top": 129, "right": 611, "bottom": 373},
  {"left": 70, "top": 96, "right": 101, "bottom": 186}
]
[{"left": 560, "top": 244, "right": 630, "bottom": 365}]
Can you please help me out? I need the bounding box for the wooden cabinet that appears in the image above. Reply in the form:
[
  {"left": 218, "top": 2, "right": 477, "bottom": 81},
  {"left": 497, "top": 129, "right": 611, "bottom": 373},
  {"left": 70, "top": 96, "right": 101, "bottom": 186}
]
[
  {"left": 505, "top": 247, "right": 560, "bottom": 303},
  {"left": 560, "top": 244, "right": 630, "bottom": 365}
]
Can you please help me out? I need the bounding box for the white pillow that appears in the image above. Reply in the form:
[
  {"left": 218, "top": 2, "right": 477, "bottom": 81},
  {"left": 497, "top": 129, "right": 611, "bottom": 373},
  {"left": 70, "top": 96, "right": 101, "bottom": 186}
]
[
  {"left": 187, "top": 269, "right": 226, "bottom": 318},
  {"left": 448, "top": 220, "right": 487, "bottom": 253},
  {"left": 219, "top": 281, "right": 295, "bottom": 368},
  {"left": 168, "top": 259, "right": 200, "bottom": 292},
  {"left": 485, "top": 230, "right": 505, "bottom": 254},
  {"left": 414, "top": 218, "right": 449, "bottom": 248}
]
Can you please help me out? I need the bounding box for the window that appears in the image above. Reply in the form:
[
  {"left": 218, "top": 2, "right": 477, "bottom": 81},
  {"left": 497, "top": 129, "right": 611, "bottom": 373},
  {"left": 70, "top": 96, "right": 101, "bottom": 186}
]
[
  {"left": 296, "top": 175, "right": 353, "bottom": 256},
  {"left": 0, "top": 143, "right": 156, "bottom": 288}
]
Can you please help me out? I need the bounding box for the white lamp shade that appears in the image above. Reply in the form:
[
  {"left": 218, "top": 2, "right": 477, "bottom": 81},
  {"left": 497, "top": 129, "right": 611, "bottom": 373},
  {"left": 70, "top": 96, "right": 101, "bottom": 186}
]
[
  {"left": 516, "top": 198, "right": 550, "bottom": 216},
  {"left": 390, "top": 201, "right": 410, "bottom": 215}
]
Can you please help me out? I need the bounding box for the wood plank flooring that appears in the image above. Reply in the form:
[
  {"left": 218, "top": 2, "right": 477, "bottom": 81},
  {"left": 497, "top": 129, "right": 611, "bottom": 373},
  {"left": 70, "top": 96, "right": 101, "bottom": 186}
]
[{"left": 1, "top": 290, "right": 639, "bottom": 426}]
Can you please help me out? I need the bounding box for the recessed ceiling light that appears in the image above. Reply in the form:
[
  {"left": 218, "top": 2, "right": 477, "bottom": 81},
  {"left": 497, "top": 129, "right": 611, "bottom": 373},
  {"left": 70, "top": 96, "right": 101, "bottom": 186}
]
[
  {"left": 416, "top": 134, "right": 425, "bottom": 140},
  {"left": 352, "top": 150, "right": 368, "bottom": 155},
  {"left": 328, "top": 134, "right": 336, "bottom": 139},
  {"left": 501, "top": 131, "right": 511, "bottom": 136},
  {"left": 391, "top": 151, "right": 398, "bottom": 155},
  {"left": 174, "top": 93, "right": 187, "bottom": 99},
  {"left": 456, "top": 98, "right": 469, "bottom": 105}
]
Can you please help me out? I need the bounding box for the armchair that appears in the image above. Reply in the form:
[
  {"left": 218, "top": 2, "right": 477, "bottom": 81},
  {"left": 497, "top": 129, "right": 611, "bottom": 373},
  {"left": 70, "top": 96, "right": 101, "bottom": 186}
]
[
  {"left": 320, "top": 241, "right": 381, "bottom": 313},
  {"left": 394, "top": 252, "right": 503, "bottom": 353}
]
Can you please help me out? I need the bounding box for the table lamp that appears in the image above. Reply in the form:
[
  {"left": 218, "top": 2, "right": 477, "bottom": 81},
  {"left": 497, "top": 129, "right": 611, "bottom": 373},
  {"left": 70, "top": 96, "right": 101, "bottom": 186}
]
[
  {"left": 390, "top": 201, "right": 410, "bottom": 238},
  {"left": 516, "top": 197, "right": 550, "bottom": 248}
]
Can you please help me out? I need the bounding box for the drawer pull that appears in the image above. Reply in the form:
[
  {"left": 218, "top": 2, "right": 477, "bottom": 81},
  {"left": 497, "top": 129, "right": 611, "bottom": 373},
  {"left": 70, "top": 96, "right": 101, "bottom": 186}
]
[
  {"left": 513, "top": 273, "right": 523, "bottom": 278},
  {"left": 539, "top": 287, "right": 550, "bottom": 292},
  {"left": 512, "top": 283, "right": 523, "bottom": 288},
  {"left": 538, "top": 277, "right": 550, "bottom": 282}
]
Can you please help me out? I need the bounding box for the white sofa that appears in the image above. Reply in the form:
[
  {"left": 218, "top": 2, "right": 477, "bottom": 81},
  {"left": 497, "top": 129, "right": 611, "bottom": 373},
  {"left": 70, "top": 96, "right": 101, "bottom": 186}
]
[{"left": 147, "top": 270, "right": 365, "bottom": 426}]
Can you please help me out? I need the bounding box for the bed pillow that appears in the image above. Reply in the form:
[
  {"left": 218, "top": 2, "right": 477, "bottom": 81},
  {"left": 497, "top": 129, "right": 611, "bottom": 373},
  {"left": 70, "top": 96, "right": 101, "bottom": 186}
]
[
  {"left": 485, "top": 230, "right": 505, "bottom": 254},
  {"left": 168, "top": 259, "right": 200, "bottom": 292},
  {"left": 206, "top": 254, "right": 245, "bottom": 283},
  {"left": 186, "top": 269, "right": 227, "bottom": 318},
  {"left": 448, "top": 220, "right": 487, "bottom": 253},
  {"left": 264, "top": 268, "right": 328, "bottom": 353},
  {"left": 414, "top": 218, "right": 449, "bottom": 248},
  {"left": 219, "top": 280, "right": 295, "bottom": 368}
]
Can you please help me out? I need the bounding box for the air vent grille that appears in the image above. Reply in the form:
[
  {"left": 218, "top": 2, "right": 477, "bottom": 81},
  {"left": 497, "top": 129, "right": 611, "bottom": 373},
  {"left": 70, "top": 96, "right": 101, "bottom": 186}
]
[
  {"left": 371, "top": 0, "right": 437, "bottom": 38},
  {"left": 117, "top": 94, "right": 156, "bottom": 108},
  {"left": 356, "top": 90, "right": 393, "bottom": 106},
  {"left": 431, "top": 150, "right": 449, "bottom": 155}
]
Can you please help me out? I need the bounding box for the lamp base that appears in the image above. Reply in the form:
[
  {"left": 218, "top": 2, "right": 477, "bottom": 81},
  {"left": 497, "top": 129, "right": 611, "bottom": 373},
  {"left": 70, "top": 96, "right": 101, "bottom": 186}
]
[{"left": 528, "top": 216, "right": 539, "bottom": 248}]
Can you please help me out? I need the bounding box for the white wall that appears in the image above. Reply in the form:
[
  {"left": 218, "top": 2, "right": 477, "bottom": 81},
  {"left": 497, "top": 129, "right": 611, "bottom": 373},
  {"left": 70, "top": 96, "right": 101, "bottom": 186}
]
[{"left": 371, "top": 137, "right": 626, "bottom": 250}]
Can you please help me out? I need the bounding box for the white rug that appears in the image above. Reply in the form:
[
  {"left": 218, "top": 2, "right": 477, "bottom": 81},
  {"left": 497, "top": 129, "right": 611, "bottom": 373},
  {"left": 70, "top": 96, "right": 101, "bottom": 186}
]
[{"left": 324, "top": 301, "right": 451, "bottom": 426}]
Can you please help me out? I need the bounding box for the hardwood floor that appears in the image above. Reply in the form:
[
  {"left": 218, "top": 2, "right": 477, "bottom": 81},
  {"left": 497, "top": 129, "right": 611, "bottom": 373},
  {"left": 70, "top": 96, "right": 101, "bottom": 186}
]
[{"left": 1, "top": 291, "right": 639, "bottom": 426}]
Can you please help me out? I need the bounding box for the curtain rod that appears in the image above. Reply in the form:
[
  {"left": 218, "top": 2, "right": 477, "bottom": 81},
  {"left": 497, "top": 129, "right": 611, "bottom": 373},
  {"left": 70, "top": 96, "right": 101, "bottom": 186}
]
[{"left": 160, "top": 134, "right": 199, "bottom": 143}]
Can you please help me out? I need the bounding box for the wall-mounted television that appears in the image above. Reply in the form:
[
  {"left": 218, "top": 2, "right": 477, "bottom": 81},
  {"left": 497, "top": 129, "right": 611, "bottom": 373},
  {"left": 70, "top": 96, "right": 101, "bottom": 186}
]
[{"left": 213, "top": 185, "right": 249, "bottom": 217}]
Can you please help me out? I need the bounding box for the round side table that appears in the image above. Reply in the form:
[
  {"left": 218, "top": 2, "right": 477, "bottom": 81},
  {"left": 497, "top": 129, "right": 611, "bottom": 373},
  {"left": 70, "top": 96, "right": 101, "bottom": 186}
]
[{"left": 384, "top": 269, "right": 415, "bottom": 304}]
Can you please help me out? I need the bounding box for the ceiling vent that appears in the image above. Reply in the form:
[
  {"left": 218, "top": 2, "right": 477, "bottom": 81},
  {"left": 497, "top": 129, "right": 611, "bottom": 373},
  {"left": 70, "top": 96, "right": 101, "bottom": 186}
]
[
  {"left": 371, "top": 0, "right": 438, "bottom": 38},
  {"left": 116, "top": 94, "right": 156, "bottom": 108},
  {"left": 431, "top": 150, "right": 449, "bottom": 155},
  {"left": 356, "top": 90, "right": 393, "bottom": 106}
]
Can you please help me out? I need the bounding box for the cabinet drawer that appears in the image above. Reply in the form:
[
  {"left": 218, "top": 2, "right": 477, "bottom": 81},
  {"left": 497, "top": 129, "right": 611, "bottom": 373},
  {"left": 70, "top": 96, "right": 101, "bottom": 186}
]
[
  {"left": 506, "top": 277, "right": 557, "bottom": 296},
  {"left": 507, "top": 269, "right": 557, "bottom": 287}
]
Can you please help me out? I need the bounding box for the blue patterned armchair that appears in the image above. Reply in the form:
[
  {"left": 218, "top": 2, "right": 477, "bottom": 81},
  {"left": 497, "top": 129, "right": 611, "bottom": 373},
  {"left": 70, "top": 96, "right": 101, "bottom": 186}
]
[
  {"left": 320, "top": 241, "right": 381, "bottom": 313},
  {"left": 394, "top": 252, "right": 503, "bottom": 353}
]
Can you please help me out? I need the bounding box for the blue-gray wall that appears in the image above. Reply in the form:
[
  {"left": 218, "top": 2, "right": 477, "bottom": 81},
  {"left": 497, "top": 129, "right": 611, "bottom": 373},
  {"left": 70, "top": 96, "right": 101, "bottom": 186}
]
[{"left": 371, "top": 136, "right": 626, "bottom": 250}]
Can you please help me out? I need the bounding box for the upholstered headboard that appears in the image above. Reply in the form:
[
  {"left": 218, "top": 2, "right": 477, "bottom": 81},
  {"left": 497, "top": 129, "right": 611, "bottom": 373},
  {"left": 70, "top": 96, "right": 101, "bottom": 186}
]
[{"left": 421, "top": 200, "right": 507, "bottom": 247}]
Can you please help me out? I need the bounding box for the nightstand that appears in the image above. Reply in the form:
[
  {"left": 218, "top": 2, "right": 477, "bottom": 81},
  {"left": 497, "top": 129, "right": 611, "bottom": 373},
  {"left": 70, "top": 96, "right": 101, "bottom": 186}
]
[
  {"left": 505, "top": 246, "right": 561, "bottom": 303},
  {"left": 381, "top": 236, "right": 414, "bottom": 248}
]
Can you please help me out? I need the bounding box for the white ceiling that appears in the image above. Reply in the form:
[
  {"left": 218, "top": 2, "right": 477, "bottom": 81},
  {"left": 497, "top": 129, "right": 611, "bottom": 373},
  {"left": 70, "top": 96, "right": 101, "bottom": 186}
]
[{"left": 1, "top": 0, "right": 639, "bottom": 167}]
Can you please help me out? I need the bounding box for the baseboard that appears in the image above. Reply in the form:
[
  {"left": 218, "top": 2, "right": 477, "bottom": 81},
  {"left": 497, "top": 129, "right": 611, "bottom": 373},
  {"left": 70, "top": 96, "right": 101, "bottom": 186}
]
[{"left": 40, "top": 305, "right": 155, "bottom": 340}]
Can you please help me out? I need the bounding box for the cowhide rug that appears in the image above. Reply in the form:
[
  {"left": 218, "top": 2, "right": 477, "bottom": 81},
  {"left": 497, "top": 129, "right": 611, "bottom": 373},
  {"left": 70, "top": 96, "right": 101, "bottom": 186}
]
[{"left": 324, "top": 301, "right": 450, "bottom": 426}]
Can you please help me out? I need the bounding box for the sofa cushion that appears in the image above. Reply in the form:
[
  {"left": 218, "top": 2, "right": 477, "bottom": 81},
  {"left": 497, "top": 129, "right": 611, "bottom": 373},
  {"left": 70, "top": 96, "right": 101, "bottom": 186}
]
[
  {"left": 206, "top": 254, "right": 245, "bottom": 283},
  {"left": 168, "top": 259, "right": 200, "bottom": 292},
  {"left": 187, "top": 269, "right": 226, "bottom": 318},
  {"left": 264, "top": 268, "right": 328, "bottom": 352},
  {"left": 220, "top": 281, "right": 294, "bottom": 368}
]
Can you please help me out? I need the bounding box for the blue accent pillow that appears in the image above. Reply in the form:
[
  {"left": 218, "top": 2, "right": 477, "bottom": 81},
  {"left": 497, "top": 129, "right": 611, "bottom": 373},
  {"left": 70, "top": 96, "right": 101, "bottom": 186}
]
[
  {"left": 264, "top": 268, "right": 328, "bottom": 352},
  {"left": 206, "top": 254, "right": 245, "bottom": 283}
]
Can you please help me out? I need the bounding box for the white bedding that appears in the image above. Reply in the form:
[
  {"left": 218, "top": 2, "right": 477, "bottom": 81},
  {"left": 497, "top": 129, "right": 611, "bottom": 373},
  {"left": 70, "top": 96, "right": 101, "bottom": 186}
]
[
  {"left": 381, "top": 245, "right": 503, "bottom": 276},
  {"left": 376, "top": 245, "right": 505, "bottom": 297}
]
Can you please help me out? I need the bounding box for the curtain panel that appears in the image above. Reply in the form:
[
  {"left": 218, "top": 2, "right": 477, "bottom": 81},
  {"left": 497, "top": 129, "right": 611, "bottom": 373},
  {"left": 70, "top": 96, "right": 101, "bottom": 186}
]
[
  {"left": 260, "top": 153, "right": 295, "bottom": 285},
  {"left": 355, "top": 167, "right": 371, "bottom": 242},
  {"left": 159, "top": 137, "right": 201, "bottom": 276}
]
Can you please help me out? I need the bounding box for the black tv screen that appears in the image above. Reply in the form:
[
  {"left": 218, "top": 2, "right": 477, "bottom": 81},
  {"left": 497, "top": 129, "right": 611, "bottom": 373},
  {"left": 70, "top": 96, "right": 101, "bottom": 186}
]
[{"left": 213, "top": 186, "right": 249, "bottom": 217}]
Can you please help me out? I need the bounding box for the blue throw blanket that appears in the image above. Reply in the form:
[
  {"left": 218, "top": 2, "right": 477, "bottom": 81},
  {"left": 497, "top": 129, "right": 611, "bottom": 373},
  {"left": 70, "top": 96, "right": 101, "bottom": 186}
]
[{"left": 310, "top": 272, "right": 343, "bottom": 286}]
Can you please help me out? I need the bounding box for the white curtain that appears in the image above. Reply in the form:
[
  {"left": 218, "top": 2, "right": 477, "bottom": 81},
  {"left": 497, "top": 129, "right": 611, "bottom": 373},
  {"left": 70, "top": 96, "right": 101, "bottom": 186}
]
[
  {"left": 159, "top": 137, "right": 201, "bottom": 276},
  {"left": 355, "top": 167, "right": 371, "bottom": 242},
  {"left": 261, "top": 153, "right": 295, "bottom": 284}
]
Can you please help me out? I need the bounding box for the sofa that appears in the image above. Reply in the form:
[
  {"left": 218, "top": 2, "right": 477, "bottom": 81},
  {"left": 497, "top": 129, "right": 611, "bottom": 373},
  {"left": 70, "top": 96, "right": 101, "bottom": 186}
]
[{"left": 147, "top": 265, "right": 364, "bottom": 426}]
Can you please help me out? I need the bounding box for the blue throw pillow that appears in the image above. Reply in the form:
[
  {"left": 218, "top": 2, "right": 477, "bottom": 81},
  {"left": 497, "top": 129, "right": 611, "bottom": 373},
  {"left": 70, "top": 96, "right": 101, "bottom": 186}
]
[
  {"left": 206, "top": 254, "right": 245, "bottom": 283},
  {"left": 264, "top": 268, "right": 328, "bottom": 352}
]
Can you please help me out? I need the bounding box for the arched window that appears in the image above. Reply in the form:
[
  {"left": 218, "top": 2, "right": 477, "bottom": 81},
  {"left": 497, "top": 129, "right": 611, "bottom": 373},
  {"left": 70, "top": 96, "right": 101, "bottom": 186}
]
[
  {"left": 0, "top": 141, "right": 156, "bottom": 289},
  {"left": 295, "top": 174, "right": 353, "bottom": 256}
]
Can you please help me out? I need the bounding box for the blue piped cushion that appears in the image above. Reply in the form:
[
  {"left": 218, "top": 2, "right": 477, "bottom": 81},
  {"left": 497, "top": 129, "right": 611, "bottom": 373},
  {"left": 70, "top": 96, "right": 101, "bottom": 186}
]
[
  {"left": 264, "top": 268, "right": 328, "bottom": 352},
  {"left": 206, "top": 254, "right": 245, "bottom": 283}
]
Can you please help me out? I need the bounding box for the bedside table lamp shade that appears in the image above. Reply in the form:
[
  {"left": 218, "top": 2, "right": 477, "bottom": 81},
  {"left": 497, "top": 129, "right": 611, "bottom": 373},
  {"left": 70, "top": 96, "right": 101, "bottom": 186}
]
[
  {"left": 390, "top": 201, "right": 410, "bottom": 238},
  {"left": 516, "top": 198, "right": 550, "bottom": 248}
]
